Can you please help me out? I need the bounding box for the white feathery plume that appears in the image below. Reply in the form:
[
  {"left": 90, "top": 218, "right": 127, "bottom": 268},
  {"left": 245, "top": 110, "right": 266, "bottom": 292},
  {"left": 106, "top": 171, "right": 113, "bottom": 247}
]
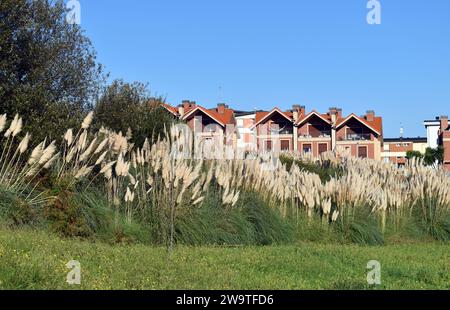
[
  {"left": 11, "top": 117, "right": 22, "bottom": 137},
  {"left": 75, "top": 165, "right": 93, "bottom": 179},
  {"left": 38, "top": 141, "right": 56, "bottom": 165},
  {"left": 81, "top": 111, "right": 94, "bottom": 129},
  {"left": 43, "top": 153, "right": 59, "bottom": 169},
  {"left": 27, "top": 142, "right": 45, "bottom": 165},
  {"left": 100, "top": 161, "right": 116, "bottom": 175},
  {"left": 18, "top": 133, "right": 31, "bottom": 154},
  {"left": 79, "top": 137, "right": 97, "bottom": 162},
  {"left": 64, "top": 129, "right": 73, "bottom": 146},
  {"left": 94, "top": 150, "right": 108, "bottom": 165},
  {"left": 0, "top": 114, "right": 6, "bottom": 132},
  {"left": 5, "top": 114, "right": 19, "bottom": 138},
  {"left": 94, "top": 138, "right": 108, "bottom": 154}
]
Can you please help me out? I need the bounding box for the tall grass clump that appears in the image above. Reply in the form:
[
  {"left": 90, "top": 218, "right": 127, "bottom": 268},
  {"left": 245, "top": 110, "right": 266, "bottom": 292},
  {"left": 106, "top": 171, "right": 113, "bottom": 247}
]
[
  {"left": 0, "top": 114, "right": 56, "bottom": 214},
  {"left": 1, "top": 110, "right": 449, "bottom": 247}
]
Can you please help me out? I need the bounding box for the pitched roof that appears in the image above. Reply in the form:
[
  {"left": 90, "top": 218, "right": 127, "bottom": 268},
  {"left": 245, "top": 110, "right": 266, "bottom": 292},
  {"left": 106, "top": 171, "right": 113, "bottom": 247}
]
[
  {"left": 182, "top": 105, "right": 235, "bottom": 127},
  {"left": 336, "top": 114, "right": 382, "bottom": 135},
  {"left": 161, "top": 103, "right": 179, "bottom": 116},
  {"left": 295, "top": 111, "right": 332, "bottom": 126},
  {"left": 253, "top": 108, "right": 293, "bottom": 128}
]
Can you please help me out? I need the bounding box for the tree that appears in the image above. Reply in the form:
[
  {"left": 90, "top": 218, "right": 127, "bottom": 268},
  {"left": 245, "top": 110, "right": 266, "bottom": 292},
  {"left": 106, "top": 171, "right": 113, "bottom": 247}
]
[
  {"left": 94, "top": 80, "right": 173, "bottom": 146},
  {"left": 423, "top": 147, "right": 444, "bottom": 166},
  {"left": 406, "top": 150, "right": 423, "bottom": 160},
  {"left": 0, "top": 0, "right": 105, "bottom": 142}
]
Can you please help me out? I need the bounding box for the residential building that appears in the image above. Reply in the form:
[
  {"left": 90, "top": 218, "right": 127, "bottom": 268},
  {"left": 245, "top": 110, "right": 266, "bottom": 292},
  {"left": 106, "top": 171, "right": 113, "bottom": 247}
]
[
  {"left": 161, "top": 102, "right": 383, "bottom": 160},
  {"left": 234, "top": 111, "right": 257, "bottom": 152},
  {"left": 438, "top": 116, "right": 450, "bottom": 171},
  {"left": 381, "top": 137, "right": 427, "bottom": 165},
  {"left": 424, "top": 117, "right": 442, "bottom": 149},
  {"left": 251, "top": 106, "right": 383, "bottom": 159},
  {"left": 162, "top": 100, "right": 237, "bottom": 148}
]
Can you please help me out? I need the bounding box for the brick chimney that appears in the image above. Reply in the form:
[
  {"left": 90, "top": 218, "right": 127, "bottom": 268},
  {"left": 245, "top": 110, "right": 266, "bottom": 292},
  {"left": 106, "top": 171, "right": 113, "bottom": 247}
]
[
  {"left": 329, "top": 107, "right": 342, "bottom": 119},
  {"left": 440, "top": 115, "right": 449, "bottom": 132},
  {"left": 217, "top": 103, "right": 226, "bottom": 114},
  {"left": 182, "top": 100, "right": 191, "bottom": 111},
  {"left": 366, "top": 110, "right": 375, "bottom": 122},
  {"left": 299, "top": 105, "right": 306, "bottom": 116}
]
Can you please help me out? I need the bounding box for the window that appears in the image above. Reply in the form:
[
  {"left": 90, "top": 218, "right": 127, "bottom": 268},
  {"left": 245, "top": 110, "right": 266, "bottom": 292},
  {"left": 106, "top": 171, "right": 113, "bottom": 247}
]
[
  {"left": 280, "top": 140, "right": 290, "bottom": 151},
  {"left": 358, "top": 146, "right": 368, "bottom": 158},
  {"left": 265, "top": 140, "right": 272, "bottom": 151},
  {"left": 303, "top": 143, "right": 312, "bottom": 154}
]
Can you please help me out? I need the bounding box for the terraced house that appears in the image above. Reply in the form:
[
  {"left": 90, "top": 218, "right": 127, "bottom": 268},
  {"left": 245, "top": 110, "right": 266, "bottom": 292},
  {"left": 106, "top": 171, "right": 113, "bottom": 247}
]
[
  {"left": 162, "top": 102, "right": 384, "bottom": 160},
  {"left": 252, "top": 106, "right": 383, "bottom": 159}
]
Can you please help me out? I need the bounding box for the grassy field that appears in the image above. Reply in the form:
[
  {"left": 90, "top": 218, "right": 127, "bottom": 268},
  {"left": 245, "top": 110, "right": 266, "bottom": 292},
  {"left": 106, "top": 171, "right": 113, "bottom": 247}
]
[{"left": 0, "top": 227, "right": 448, "bottom": 290}]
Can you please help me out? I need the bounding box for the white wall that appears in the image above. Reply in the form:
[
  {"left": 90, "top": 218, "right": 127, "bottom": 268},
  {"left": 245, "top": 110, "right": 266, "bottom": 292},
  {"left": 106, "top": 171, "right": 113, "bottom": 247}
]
[{"left": 424, "top": 121, "right": 440, "bottom": 149}]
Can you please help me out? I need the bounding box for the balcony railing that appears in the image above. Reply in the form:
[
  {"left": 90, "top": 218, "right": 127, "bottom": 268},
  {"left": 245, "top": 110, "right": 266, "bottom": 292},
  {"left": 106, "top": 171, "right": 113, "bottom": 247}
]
[
  {"left": 343, "top": 133, "right": 372, "bottom": 141},
  {"left": 299, "top": 132, "right": 331, "bottom": 139},
  {"left": 269, "top": 129, "right": 293, "bottom": 135}
]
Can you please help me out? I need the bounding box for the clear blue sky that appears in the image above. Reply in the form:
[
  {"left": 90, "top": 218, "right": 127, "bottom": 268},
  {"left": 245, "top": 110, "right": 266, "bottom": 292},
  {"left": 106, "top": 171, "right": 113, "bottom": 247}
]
[{"left": 79, "top": 0, "right": 450, "bottom": 137}]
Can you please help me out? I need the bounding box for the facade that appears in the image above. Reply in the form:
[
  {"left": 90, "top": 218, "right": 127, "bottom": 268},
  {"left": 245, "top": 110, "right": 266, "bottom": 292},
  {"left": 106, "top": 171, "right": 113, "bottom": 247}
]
[
  {"left": 162, "top": 102, "right": 384, "bottom": 160},
  {"left": 424, "top": 118, "right": 442, "bottom": 149},
  {"left": 422, "top": 115, "right": 450, "bottom": 172},
  {"left": 438, "top": 116, "right": 450, "bottom": 171},
  {"left": 252, "top": 106, "right": 383, "bottom": 159},
  {"left": 234, "top": 111, "right": 257, "bottom": 151},
  {"left": 381, "top": 137, "right": 427, "bottom": 165}
]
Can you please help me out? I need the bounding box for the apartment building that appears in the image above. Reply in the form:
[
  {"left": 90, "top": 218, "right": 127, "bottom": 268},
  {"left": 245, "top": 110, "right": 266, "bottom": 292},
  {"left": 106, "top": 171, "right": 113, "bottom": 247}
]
[
  {"left": 162, "top": 102, "right": 383, "bottom": 160},
  {"left": 381, "top": 137, "right": 427, "bottom": 165}
]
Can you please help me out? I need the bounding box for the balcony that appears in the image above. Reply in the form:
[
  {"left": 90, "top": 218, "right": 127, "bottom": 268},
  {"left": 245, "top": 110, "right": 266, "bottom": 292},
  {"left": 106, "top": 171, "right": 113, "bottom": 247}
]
[
  {"left": 299, "top": 131, "right": 331, "bottom": 139},
  {"left": 342, "top": 133, "right": 372, "bottom": 141},
  {"left": 270, "top": 128, "right": 293, "bottom": 135}
]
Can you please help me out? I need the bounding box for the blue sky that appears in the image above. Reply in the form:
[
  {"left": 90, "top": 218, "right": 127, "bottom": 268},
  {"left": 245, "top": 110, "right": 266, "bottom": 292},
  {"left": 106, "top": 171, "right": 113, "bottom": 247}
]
[{"left": 79, "top": 0, "right": 450, "bottom": 137}]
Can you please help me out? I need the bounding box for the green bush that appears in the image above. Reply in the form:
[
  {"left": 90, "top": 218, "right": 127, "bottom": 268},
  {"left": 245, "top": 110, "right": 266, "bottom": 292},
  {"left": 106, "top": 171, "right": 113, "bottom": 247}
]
[
  {"left": 174, "top": 190, "right": 293, "bottom": 246},
  {"left": 280, "top": 155, "right": 342, "bottom": 182},
  {"left": 0, "top": 186, "right": 43, "bottom": 227}
]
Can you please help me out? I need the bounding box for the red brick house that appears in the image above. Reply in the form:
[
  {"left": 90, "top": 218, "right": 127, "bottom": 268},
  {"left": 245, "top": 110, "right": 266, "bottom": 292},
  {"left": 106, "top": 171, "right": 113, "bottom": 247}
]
[
  {"left": 162, "top": 102, "right": 383, "bottom": 160},
  {"left": 163, "top": 101, "right": 237, "bottom": 149},
  {"left": 253, "top": 107, "right": 294, "bottom": 152},
  {"left": 439, "top": 116, "right": 450, "bottom": 171},
  {"left": 335, "top": 111, "right": 383, "bottom": 160},
  {"left": 251, "top": 106, "right": 383, "bottom": 159}
]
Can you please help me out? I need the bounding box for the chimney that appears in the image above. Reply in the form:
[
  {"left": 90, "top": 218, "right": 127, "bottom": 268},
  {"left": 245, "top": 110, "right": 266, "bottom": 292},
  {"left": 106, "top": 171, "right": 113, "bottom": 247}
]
[
  {"left": 366, "top": 110, "right": 375, "bottom": 122},
  {"left": 178, "top": 104, "right": 185, "bottom": 117},
  {"left": 329, "top": 107, "right": 342, "bottom": 119},
  {"left": 182, "top": 100, "right": 191, "bottom": 111},
  {"left": 440, "top": 115, "right": 449, "bottom": 132},
  {"left": 217, "top": 103, "right": 226, "bottom": 114},
  {"left": 299, "top": 105, "right": 306, "bottom": 116},
  {"left": 292, "top": 105, "right": 301, "bottom": 121}
]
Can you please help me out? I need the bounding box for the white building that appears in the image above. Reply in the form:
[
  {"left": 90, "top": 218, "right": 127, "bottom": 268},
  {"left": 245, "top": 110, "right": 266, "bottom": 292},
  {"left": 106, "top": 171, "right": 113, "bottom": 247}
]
[
  {"left": 424, "top": 117, "right": 442, "bottom": 149},
  {"left": 235, "top": 111, "right": 256, "bottom": 151}
]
